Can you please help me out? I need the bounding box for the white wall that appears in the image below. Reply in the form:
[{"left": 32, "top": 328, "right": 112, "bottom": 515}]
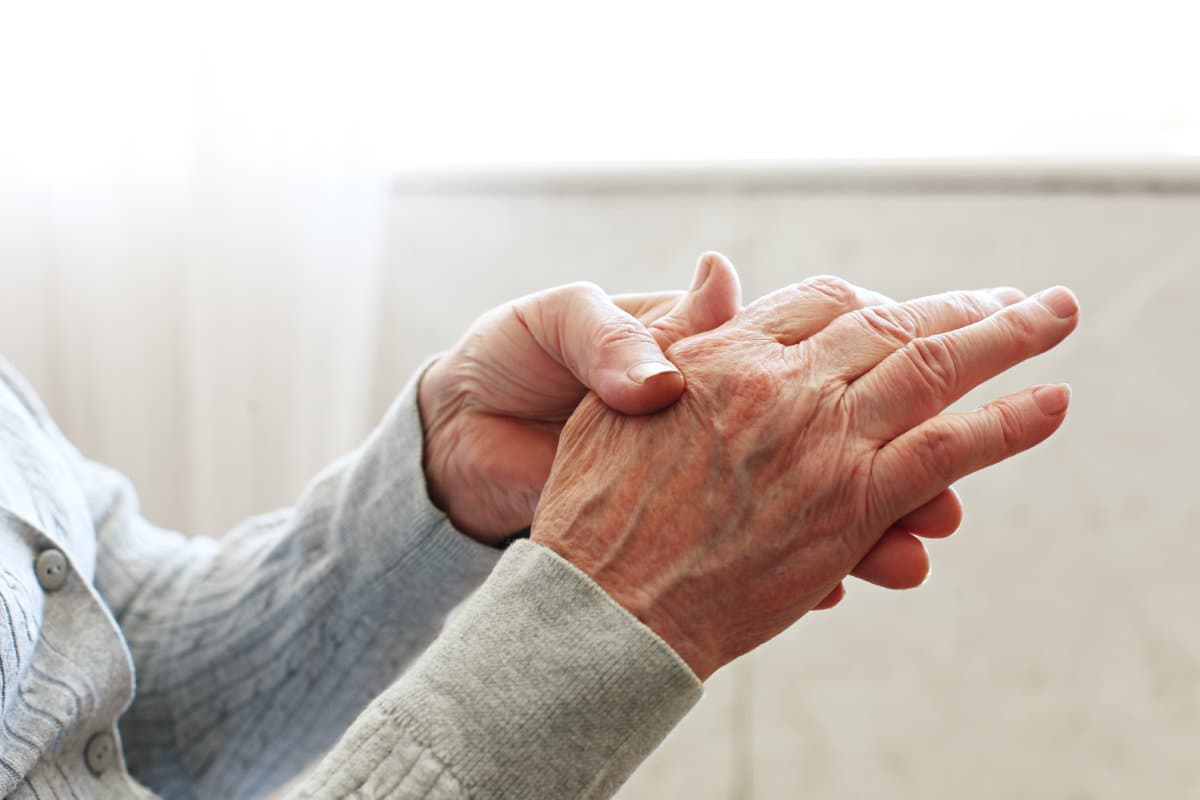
[
  {"left": 5, "top": 165, "right": 1196, "bottom": 798},
  {"left": 377, "top": 174, "right": 1199, "bottom": 799}
]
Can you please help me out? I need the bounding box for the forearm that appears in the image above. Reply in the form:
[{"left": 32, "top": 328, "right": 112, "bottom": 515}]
[
  {"left": 294, "top": 541, "right": 701, "bottom": 800},
  {"left": 65, "top": 365, "right": 501, "bottom": 797}
]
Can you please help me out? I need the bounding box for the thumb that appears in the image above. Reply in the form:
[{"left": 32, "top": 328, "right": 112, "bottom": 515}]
[
  {"left": 649, "top": 252, "right": 742, "bottom": 350},
  {"left": 576, "top": 252, "right": 742, "bottom": 413},
  {"left": 516, "top": 281, "right": 685, "bottom": 415}
]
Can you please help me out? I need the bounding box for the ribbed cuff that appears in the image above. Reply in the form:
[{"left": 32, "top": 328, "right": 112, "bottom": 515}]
[
  {"left": 381, "top": 540, "right": 702, "bottom": 799},
  {"left": 344, "top": 356, "right": 501, "bottom": 599}
]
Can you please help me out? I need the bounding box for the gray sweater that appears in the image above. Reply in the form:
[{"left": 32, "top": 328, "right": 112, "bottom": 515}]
[{"left": 0, "top": 357, "right": 700, "bottom": 799}]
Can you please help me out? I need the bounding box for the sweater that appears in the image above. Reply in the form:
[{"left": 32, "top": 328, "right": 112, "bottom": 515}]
[{"left": 0, "top": 356, "right": 700, "bottom": 799}]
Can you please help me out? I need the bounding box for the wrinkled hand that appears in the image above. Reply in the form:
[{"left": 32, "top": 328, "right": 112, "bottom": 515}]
[
  {"left": 532, "top": 279, "right": 1079, "bottom": 679},
  {"left": 419, "top": 254, "right": 742, "bottom": 543}
]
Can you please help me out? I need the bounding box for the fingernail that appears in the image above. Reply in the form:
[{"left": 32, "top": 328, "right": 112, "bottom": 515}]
[
  {"left": 627, "top": 360, "right": 680, "bottom": 384},
  {"left": 989, "top": 286, "right": 1026, "bottom": 305},
  {"left": 690, "top": 255, "right": 714, "bottom": 292},
  {"left": 1035, "top": 286, "right": 1078, "bottom": 318},
  {"left": 1032, "top": 383, "right": 1071, "bottom": 415}
]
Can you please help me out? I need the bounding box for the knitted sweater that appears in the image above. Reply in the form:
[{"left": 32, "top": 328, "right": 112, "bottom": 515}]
[{"left": 0, "top": 358, "right": 700, "bottom": 799}]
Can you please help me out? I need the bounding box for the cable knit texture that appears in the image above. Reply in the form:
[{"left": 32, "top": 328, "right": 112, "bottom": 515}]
[{"left": 0, "top": 356, "right": 701, "bottom": 799}]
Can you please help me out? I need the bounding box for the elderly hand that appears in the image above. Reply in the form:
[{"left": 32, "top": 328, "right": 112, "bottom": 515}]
[
  {"left": 419, "top": 254, "right": 742, "bottom": 543},
  {"left": 418, "top": 255, "right": 969, "bottom": 561},
  {"left": 532, "top": 279, "right": 1079, "bottom": 679}
]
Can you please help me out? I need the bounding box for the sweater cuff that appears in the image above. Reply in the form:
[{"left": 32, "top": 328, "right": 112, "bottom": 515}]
[
  {"left": 342, "top": 356, "right": 501, "bottom": 601},
  {"left": 382, "top": 540, "right": 702, "bottom": 798}
]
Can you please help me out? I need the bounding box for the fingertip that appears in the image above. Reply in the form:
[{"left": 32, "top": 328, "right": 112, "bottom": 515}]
[
  {"left": 812, "top": 581, "right": 846, "bottom": 611},
  {"left": 701, "top": 252, "right": 743, "bottom": 312},
  {"left": 1035, "top": 285, "right": 1080, "bottom": 319},
  {"left": 1032, "top": 382, "right": 1071, "bottom": 416},
  {"left": 897, "top": 486, "right": 963, "bottom": 538},
  {"left": 852, "top": 529, "right": 930, "bottom": 590},
  {"left": 691, "top": 253, "right": 716, "bottom": 291},
  {"left": 599, "top": 364, "right": 686, "bottom": 415},
  {"left": 627, "top": 360, "right": 680, "bottom": 386},
  {"left": 903, "top": 543, "right": 931, "bottom": 590},
  {"left": 904, "top": 544, "right": 932, "bottom": 590},
  {"left": 651, "top": 254, "right": 742, "bottom": 349}
]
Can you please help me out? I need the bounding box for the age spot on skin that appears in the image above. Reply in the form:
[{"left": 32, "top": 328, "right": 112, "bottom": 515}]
[{"left": 718, "top": 366, "right": 782, "bottom": 433}]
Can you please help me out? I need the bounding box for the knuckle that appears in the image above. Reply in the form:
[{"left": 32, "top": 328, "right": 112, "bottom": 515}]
[
  {"left": 857, "top": 305, "right": 919, "bottom": 347},
  {"left": 594, "top": 316, "right": 653, "bottom": 350},
  {"left": 968, "top": 290, "right": 1003, "bottom": 317},
  {"left": 557, "top": 280, "right": 604, "bottom": 305},
  {"left": 903, "top": 336, "right": 959, "bottom": 394},
  {"left": 917, "top": 424, "right": 960, "bottom": 482},
  {"left": 666, "top": 332, "right": 725, "bottom": 366},
  {"left": 988, "top": 399, "right": 1027, "bottom": 451},
  {"left": 952, "top": 291, "right": 997, "bottom": 320},
  {"left": 800, "top": 275, "right": 856, "bottom": 307},
  {"left": 1003, "top": 308, "right": 1040, "bottom": 350}
]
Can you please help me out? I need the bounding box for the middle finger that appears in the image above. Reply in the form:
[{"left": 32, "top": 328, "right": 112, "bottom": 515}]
[
  {"left": 810, "top": 287, "right": 1024, "bottom": 381},
  {"left": 849, "top": 286, "right": 1079, "bottom": 440}
]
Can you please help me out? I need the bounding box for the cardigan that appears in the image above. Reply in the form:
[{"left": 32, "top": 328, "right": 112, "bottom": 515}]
[{"left": 0, "top": 356, "right": 700, "bottom": 799}]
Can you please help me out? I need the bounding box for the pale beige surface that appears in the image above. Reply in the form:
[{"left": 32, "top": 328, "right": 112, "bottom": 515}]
[
  {"left": 5, "top": 172, "right": 1196, "bottom": 798},
  {"left": 376, "top": 188, "right": 1199, "bottom": 799}
]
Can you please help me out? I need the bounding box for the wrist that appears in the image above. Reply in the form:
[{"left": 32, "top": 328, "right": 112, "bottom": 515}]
[
  {"left": 417, "top": 358, "right": 463, "bottom": 516},
  {"left": 534, "top": 529, "right": 719, "bottom": 681}
]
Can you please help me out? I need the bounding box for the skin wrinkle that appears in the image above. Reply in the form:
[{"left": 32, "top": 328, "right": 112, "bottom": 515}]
[
  {"left": 419, "top": 257, "right": 746, "bottom": 545},
  {"left": 0, "top": 268, "right": 1077, "bottom": 794},
  {"left": 533, "top": 281, "right": 1076, "bottom": 679},
  {"left": 515, "top": 286, "right": 576, "bottom": 377}
]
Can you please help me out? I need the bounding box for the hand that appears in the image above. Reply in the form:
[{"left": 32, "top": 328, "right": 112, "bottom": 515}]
[
  {"left": 532, "top": 279, "right": 1079, "bottom": 679},
  {"left": 419, "top": 254, "right": 743, "bottom": 543}
]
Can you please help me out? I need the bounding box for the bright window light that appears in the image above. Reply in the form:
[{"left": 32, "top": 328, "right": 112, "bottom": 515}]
[{"left": 2, "top": 0, "right": 1198, "bottom": 174}]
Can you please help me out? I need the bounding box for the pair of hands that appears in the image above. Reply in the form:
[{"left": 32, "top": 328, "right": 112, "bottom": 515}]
[
  {"left": 419, "top": 254, "right": 1078, "bottom": 677},
  {"left": 420, "top": 254, "right": 950, "bottom": 602}
]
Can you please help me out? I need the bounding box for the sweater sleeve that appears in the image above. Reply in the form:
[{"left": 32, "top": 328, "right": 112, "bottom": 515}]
[
  {"left": 292, "top": 540, "right": 703, "bottom": 800},
  {"left": 22, "top": 362, "right": 503, "bottom": 799}
]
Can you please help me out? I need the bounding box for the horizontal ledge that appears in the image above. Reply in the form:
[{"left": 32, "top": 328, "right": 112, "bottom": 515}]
[{"left": 392, "top": 158, "right": 1200, "bottom": 195}]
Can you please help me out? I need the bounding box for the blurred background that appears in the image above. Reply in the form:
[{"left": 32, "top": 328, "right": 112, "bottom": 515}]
[{"left": 2, "top": 2, "right": 1198, "bottom": 798}]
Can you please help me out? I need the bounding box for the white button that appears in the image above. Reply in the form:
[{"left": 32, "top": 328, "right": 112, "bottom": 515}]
[
  {"left": 85, "top": 731, "right": 117, "bottom": 775},
  {"left": 35, "top": 549, "right": 68, "bottom": 592}
]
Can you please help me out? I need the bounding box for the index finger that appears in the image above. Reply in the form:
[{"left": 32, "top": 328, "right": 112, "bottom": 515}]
[
  {"left": 849, "top": 286, "right": 1079, "bottom": 440},
  {"left": 812, "top": 287, "right": 1025, "bottom": 381}
]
